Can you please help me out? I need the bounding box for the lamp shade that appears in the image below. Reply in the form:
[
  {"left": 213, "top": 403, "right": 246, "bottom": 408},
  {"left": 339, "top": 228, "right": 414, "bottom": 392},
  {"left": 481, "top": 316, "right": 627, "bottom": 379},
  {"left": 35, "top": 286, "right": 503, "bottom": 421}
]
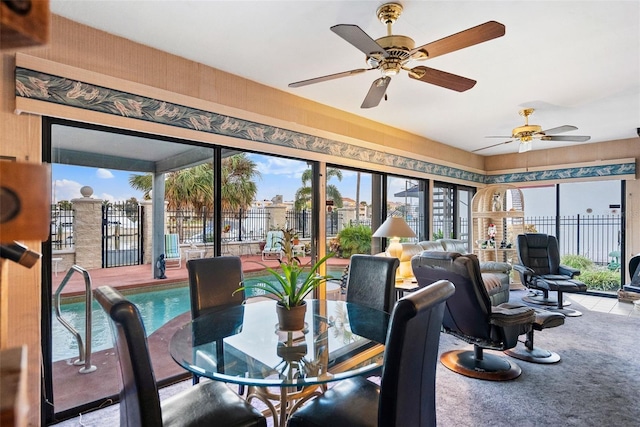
[{"left": 372, "top": 216, "right": 416, "bottom": 239}]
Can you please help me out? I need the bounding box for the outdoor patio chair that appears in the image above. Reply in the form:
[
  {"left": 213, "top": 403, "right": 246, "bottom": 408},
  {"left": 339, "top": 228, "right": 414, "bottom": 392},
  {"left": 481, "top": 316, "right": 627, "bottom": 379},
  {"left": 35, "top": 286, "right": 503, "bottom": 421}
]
[
  {"left": 287, "top": 280, "right": 455, "bottom": 427},
  {"left": 514, "top": 233, "right": 587, "bottom": 317},
  {"left": 164, "top": 233, "right": 182, "bottom": 269},
  {"left": 261, "top": 230, "right": 284, "bottom": 261},
  {"left": 93, "top": 285, "right": 266, "bottom": 427}
]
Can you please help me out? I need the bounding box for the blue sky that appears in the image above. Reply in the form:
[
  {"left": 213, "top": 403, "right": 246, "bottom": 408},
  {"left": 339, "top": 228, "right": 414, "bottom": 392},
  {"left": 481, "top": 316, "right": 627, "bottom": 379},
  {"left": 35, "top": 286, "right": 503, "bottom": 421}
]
[
  {"left": 52, "top": 154, "right": 383, "bottom": 205},
  {"left": 52, "top": 160, "right": 620, "bottom": 216}
]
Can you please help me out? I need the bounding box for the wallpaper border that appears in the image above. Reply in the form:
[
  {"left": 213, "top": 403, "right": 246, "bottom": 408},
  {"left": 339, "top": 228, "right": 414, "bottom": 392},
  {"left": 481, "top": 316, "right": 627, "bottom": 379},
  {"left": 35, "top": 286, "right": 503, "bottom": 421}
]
[{"left": 15, "top": 67, "right": 635, "bottom": 185}]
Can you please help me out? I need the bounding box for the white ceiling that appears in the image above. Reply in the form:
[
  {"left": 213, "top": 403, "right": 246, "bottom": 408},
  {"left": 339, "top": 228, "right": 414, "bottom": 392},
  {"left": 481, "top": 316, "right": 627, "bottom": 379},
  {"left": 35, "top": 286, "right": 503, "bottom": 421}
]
[{"left": 50, "top": 1, "right": 640, "bottom": 156}]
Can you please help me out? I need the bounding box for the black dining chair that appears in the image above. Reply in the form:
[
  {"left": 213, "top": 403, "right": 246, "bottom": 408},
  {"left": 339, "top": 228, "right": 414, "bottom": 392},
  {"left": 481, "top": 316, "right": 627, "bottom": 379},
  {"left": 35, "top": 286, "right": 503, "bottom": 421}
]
[
  {"left": 345, "top": 254, "right": 399, "bottom": 313},
  {"left": 287, "top": 279, "right": 455, "bottom": 427},
  {"left": 94, "top": 285, "right": 266, "bottom": 427},
  {"left": 187, "top": 256, "right": 245, "bottom": 387}
]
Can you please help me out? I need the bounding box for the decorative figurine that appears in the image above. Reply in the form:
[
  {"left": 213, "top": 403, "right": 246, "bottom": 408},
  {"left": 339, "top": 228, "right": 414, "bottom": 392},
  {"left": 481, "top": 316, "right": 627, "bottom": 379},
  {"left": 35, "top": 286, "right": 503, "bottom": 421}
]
[
  {"left": 155, "top": 253, "right": 167, "bottom": 279},
  {"left": 492, "top": 193, "right": 502, "bottom": 211},
  {"left": 487, "top": 223, "right": 497, "bottom": 241}
]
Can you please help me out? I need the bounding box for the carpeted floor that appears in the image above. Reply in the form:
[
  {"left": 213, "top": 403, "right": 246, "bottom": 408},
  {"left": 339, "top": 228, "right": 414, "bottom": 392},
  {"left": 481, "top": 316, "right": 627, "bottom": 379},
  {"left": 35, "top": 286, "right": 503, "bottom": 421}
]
[{"left": 53, "top": 291, "right": 640, "bottom": 426}]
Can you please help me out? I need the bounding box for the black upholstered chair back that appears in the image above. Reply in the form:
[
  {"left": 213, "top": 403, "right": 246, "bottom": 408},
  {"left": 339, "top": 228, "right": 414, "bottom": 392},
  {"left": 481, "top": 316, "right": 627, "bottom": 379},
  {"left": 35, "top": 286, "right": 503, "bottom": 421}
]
[
  {"left": 629, "top": 255, "right": 640, "bottom": 285},
  {"left": 94, "top": 286, "right": 163, "bottom": 427},
  {"left": 346, "top": 254, "right": 399, "bottom": 313},
  {"left": 516, "top": 233, "right": 561, "bottom": 275},
  {"left": 412, "top": 251, "right": 493, "bottom": 341},
  {"left": 378, "top": 280, "right": 454, "bottom": 426},
  {"left": 187, "top": 256, "right": 244, "bottom": 318}
]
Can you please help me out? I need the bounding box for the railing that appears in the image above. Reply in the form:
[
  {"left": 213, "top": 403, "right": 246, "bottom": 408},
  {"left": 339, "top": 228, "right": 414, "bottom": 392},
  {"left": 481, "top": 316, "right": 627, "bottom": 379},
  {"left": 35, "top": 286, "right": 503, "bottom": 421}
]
[
  {"left": 168, "top": 207, "right": 270, "bottom": 243},
  {"left": 525, "top": 214, "right": 622, "bottom": 265},
  {"left": 286, "top": 209, "right": 312, "bottom": 239},
  {"left": 50, "top": 208, "right": 74, "bottom": 249},
  {"left": 54, "top": 265, "right": 96, "bottom": 374}
]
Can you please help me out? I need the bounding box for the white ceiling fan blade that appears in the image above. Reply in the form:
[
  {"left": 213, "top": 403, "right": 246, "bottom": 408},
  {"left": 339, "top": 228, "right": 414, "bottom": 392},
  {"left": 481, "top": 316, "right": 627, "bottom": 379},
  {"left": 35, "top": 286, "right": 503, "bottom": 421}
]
[
  {"left": 361, "top": 77, "right": 391, "bottom": 109},
  {"left": 472, "top": 139, "right": 514, "bottom": 153},
  {"left": 543, "top": 125, "right": 578, "bottom": 135},
  {"left": 542, "top": 135, "right": 591, "bottom": 142}
]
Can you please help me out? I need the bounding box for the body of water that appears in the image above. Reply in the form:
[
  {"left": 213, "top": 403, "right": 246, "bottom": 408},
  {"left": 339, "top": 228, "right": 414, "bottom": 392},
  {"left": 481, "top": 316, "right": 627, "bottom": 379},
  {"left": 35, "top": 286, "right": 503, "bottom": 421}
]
[{"left": 52, "top": 269, "right": 344, "bottom": 361}]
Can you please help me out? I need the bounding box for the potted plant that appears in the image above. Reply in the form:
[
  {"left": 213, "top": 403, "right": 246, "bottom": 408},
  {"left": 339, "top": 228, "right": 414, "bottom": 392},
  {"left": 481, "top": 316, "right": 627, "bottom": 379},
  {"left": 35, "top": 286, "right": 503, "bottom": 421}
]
[{"left": 235, "top": 227, "right": 334, "bottom": 330}]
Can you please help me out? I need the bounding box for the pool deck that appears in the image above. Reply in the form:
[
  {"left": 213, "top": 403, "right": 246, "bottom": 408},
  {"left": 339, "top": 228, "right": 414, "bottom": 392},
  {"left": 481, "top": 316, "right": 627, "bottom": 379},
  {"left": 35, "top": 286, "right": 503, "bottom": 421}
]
[
  {"left": 53, "top": 254, "right": 350, "bottom": 298},
  {"left": 51, "top": 254, "right": 350, "bottom": 417}
]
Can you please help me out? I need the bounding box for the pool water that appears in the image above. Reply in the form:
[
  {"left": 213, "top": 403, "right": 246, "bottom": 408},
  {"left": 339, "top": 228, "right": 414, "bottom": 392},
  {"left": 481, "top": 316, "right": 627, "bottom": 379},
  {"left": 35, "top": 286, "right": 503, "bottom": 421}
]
[
  {"left": 52, "top": 269, "right": 344, "bottom": 362},
  {"left": 52, "top": 285, "right": 191, "bottom": 362}
]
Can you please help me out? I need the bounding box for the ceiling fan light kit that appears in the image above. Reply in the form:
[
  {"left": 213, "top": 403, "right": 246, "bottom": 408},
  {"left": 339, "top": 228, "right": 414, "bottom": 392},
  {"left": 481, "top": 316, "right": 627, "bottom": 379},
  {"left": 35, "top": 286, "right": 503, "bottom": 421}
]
[{"left": 288, "top": 2, "right": 505, "bottom": 108}]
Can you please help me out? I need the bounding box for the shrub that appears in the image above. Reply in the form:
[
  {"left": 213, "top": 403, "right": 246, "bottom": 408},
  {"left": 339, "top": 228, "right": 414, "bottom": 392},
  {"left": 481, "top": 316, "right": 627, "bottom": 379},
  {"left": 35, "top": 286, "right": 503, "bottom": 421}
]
[
  {"left": 560, "top": 254, "right": 619, "bottom": 291},
  {"left": 335, "top": 224, "right": 372, "bottom": 258},
  {"left": 578, "top": 269, "right": 620, "bottom": 291},
  {"left": 561, "top": 254, "right": 594, "bottom": 271}
]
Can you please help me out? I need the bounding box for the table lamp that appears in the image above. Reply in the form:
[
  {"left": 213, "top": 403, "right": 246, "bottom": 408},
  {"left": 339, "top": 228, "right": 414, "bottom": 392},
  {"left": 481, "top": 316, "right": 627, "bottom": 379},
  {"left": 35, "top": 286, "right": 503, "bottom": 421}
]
[{"left": 372, "top": 216, "right": 416, "bottom": 259}]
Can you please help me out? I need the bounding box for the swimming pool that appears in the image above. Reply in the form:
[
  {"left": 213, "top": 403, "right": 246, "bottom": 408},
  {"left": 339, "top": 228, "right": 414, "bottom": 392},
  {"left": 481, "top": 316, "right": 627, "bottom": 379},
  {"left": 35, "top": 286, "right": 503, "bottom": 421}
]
[{"left": 52, "top": 270, "right": 344, "bottom": 362}]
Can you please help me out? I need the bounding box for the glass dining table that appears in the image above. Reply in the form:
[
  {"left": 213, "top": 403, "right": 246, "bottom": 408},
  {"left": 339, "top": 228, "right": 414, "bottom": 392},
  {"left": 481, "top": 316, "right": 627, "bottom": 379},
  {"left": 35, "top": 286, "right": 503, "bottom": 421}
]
[{"left": 169, "top": 299, "right": 390, "bottom": 427}]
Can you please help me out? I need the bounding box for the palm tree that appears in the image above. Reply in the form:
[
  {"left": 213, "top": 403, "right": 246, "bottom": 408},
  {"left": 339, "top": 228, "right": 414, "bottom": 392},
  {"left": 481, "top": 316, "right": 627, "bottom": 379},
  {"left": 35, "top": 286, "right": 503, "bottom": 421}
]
[
  {"left": 128, "top": 153, "right": 259, "bottom": 213},
  {"left": 294, "top": 167, "right": 343, "bottom": 210},
  {"left": 220, "top": 154, "right": 259, "bottom": 211}
]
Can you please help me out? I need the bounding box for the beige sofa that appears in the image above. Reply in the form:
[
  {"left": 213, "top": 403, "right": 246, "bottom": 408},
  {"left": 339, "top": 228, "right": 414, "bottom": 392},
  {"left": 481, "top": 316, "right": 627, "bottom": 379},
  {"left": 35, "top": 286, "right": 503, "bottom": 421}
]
[{"left": 394, "top": 239, "right": 512, "bottom": 305}]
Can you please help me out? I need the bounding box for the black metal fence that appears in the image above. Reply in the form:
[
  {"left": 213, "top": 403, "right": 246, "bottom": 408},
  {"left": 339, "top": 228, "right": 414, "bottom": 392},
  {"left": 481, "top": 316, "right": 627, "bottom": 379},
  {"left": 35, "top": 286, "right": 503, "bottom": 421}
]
[
  {"left": 525, "top": 214, "right": 622, "bottom": 265},
  {"left": 101, "top": 203, "right": 142, "bottom": 267},
  {"left": 286, "top": 209, "right": 312, "bottom": 238},
  {"left": 168, "top": 207, "right": 271, "bottom": 243},
  {"left": 50, "top": 208, "right": 74, "bottom": 249}
]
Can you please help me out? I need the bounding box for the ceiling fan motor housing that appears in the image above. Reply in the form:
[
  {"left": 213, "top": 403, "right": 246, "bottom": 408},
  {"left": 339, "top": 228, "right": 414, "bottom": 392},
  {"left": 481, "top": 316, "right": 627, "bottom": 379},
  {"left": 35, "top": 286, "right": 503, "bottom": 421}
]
[
  {"left": 512, "top": 124, "right": 543, "bottom": 140},
  {"left": 368, "top": 35, "right": 418, "bottom": 75}
]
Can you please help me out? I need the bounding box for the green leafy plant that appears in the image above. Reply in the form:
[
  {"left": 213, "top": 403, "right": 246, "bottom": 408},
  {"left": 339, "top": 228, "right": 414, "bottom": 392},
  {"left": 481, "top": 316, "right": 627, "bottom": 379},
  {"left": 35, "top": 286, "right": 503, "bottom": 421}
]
[
  {"left": 560, "top": 254, "right": 619, "bottom": 291},
  {"left": 578, "top": 269, "right": 621, "bottom": 291},
  {"left": 561, "top": 254, "right": 594, "bottom": 271},
  {"left": 335, "top": 224, "right": 372, "bottom": 258},
  {"left": 235, "top": 227, "right": 334, "bottom": 308}
]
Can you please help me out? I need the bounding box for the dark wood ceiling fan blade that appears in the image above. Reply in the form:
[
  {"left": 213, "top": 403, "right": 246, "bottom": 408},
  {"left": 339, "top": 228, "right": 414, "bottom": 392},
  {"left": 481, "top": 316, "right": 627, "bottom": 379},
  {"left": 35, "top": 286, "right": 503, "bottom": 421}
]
[
  {"left": 408, "top": 66, "right": 476, "bottom": 92},
  {"left": 330, "top": 24, "right": 389, "bottom": 58},
  {"left": 472, "top": 139, "right": 515, "bottom": 153},
  {"left": 288, "top": 68, "right": 374, "bottom": 88},
  {"left": 412, "top": 21, "right": 505, "bottom": 60},
  {"left": 361, "top": 77, "right": 390, "bottom": 109},
  {"left": 541, "top": 135, "right": 591, "bottom": 142},
  {"left": 542, "top": 125, "right": 578, "bottom": 135}
]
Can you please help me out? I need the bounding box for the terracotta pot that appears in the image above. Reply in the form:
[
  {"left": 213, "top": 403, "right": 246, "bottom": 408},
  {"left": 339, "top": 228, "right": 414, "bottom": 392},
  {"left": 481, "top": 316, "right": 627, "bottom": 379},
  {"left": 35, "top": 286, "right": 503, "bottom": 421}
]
[{"left": 276, "top": 301, "right": 307, "bottom": 331}]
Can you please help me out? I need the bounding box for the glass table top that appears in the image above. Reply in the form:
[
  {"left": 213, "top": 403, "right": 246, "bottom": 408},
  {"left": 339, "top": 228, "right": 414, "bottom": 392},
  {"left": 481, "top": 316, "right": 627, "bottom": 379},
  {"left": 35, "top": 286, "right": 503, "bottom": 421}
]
[{"left": 169, "top": 299, "right": 389, "bottom": 387}]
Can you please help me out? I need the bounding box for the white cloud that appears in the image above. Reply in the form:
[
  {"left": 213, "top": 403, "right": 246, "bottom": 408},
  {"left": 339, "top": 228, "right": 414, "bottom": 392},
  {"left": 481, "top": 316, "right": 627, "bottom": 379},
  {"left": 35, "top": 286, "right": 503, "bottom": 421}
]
[
  {"left": 96, "top": 168, "right": 115, "bottom": 179},
  {"left": 253, "top": 156, "right": 309, "bottom": 178},
  {"left": 52, "top": 179, "right": 84, "bottom": 202},
  {"left": 100, "top": 193, "right": 117, "bottom": 203}
]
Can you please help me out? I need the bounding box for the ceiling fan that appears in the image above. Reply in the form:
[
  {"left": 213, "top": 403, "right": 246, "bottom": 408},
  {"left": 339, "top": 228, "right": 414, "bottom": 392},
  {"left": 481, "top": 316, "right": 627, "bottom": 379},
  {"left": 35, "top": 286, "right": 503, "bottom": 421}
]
[
  {"left": 475, "top": 108, "right": 591, "bottom": 153},
  {"left": 288, "top": 2, "right": 505, "bottom": 108}
]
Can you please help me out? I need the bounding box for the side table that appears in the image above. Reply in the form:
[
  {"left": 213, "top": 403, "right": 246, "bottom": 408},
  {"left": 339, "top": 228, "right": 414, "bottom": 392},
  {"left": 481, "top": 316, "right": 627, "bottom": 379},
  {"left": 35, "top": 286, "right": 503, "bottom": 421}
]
[{"left": 185, "top": 249, "right": 206, "bottom": 261}]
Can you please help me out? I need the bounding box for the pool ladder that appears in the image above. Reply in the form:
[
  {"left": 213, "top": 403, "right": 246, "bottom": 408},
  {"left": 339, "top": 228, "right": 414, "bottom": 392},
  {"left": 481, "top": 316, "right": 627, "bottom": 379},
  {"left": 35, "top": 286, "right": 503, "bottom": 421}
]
[{"left": 54, "top": 265, "right": 97, "bottom": 374}]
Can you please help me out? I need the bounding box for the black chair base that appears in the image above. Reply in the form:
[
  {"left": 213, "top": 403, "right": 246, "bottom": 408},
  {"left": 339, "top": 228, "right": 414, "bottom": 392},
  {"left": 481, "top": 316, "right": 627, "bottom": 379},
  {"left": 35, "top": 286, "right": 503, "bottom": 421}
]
[
  {"left": 546, "top": 306, "right": 582, "bottom": 317},
  {"left": 522, "top": 291, "right": 571, "bottom": 307},
  {"left": 441, "top": 349, "right": 522, "bottom": 381},
  {"left": 505, "top": 346, "right": 561, "bottom": 364}
]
